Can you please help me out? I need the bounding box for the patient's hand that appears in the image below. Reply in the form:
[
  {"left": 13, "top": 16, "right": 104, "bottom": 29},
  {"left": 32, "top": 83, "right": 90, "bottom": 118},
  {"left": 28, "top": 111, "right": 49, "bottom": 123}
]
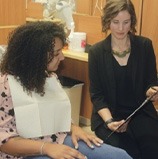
[{"left": 71, "top": 124, "right": 103, "bottom": 149}]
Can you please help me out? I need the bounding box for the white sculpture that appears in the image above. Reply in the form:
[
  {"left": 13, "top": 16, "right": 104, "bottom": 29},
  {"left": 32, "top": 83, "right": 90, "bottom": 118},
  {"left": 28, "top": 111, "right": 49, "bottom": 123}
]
[
  {"left": 33, "top": 0, "right": 76, "bottom": 48},
  {"left": 34, "top": 0, "right": 75, "bottom": 30}
]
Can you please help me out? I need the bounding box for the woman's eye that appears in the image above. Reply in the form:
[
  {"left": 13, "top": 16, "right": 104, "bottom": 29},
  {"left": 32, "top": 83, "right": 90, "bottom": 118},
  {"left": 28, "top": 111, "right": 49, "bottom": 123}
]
[
  {"left": 54, "top": 53, "right": 59, "bottom": 57},
  {"left": 113, "top": 21, "right": 119, "bottom": 24},
  {"left": 124, "top": 21, "right": 129, "bottom": 24}
]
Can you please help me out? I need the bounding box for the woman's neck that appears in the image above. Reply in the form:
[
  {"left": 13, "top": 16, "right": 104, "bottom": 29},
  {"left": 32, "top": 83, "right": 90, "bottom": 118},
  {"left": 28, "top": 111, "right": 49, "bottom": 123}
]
[{"left": 111, "top": 35, "right": 130, "bottom": 52}]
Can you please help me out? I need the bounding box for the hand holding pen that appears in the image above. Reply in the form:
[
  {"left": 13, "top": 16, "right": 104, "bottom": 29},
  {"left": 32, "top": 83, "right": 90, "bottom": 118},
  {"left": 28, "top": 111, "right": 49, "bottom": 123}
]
[
  {"left": 106, "top": 119, "right": 127, "bottom": 133},
  {"left": 146, "top": 86, "right": 158, "bottom": 102},
  {"left": 105, "top": 87, "right": 158, "bottom": 141}
]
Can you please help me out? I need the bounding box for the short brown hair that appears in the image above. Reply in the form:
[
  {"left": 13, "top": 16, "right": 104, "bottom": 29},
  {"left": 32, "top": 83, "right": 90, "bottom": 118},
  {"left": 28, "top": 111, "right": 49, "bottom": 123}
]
[{"left": 101, "top": 0, "right": 137, "bottom": 33}]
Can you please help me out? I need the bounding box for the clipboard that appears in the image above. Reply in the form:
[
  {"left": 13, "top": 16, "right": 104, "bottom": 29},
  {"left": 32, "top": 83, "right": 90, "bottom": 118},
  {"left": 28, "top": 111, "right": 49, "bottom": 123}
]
[{"left": 105, "top": 89, "right": 158, "bottom": 141}]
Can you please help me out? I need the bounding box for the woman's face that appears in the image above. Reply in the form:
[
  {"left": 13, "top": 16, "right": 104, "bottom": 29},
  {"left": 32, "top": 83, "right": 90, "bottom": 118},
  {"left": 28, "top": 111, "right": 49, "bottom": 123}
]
[
  {"left": 47, "top": 37, "right": 64, "bottom": 72},
  {"left": 110, "top": 10, "right": 131, "bottom": 40}
]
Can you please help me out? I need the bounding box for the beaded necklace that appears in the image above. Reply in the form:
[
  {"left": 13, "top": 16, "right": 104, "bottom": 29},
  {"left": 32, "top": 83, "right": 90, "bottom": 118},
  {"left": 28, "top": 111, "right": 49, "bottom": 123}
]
[{"left": 112, "top": 47, "right": 131, "bottom": 58}]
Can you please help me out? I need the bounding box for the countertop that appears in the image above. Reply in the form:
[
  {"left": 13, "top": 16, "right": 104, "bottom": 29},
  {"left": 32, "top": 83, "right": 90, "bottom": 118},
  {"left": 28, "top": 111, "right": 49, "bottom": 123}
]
[{"left": 63, "top": 49, "right": 88, "bottom": 62}]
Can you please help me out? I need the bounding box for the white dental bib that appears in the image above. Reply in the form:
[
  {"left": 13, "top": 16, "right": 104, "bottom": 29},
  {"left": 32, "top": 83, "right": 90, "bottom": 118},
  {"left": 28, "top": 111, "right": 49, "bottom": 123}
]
[{"left": 8, "top": 75, "right": 71, "bottom": 138}]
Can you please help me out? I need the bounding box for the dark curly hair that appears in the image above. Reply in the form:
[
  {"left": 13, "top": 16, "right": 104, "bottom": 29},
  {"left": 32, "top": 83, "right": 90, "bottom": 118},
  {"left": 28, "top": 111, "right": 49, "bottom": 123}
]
[
  {"left": 0, "top": 21, "right": 66, "bottom": 95},
  {"left": 102, "top": 0, "right": 137, "bottom": 33}
]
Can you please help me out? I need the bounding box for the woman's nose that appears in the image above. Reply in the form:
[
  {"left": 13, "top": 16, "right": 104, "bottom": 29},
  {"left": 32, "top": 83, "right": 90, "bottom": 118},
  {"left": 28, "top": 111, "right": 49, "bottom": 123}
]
[{"left": 118, "top": 23, "right": 123, "bottom": 31}]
